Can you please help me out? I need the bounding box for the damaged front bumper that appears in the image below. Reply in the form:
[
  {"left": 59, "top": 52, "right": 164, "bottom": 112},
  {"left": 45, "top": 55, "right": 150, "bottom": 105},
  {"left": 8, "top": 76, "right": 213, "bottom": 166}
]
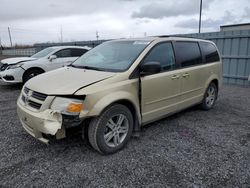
[
  {"left": 17, "top": 100, "right": 68, "bottom": 144},
  {"left": 0, "top": 67, "right": 24, "bottom": 83}
]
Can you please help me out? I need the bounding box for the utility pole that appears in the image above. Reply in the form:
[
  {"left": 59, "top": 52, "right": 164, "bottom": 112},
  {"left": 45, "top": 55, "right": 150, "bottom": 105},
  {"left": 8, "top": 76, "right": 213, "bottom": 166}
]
[
  {"left": 0, "top": 37, "right": 2, "bottom": 52},
  {"left": 8, "top": 27, "right": 13, "bottom": 47},
  {"left": 60, "top": 25, "right": 63, "bottom": 43},
  {"left": 198, "top": 0, "right": 202, "bottom": 33},
  {"left": 96, "top": 31, "right": 99, "bottom": 41}
]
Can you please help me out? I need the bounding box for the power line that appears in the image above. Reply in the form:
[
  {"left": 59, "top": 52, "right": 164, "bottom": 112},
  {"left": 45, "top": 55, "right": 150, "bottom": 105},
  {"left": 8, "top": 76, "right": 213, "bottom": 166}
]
[{"left": 0, "top": 26, "right": 121, "bottom": 37}]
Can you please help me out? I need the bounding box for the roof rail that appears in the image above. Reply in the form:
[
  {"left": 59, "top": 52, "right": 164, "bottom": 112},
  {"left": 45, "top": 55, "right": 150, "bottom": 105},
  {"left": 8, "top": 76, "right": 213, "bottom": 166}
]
[
  {"left": 172, "top": 35, "right": 196, "bottom": 38},
  {"left": 156, "top": 35, "right": 197, "bottom": 39},
  {"left": 156, "top": 35, "right": 170, "bottom": 38},
  {"left": 153, "top": 35, "right": 204, "bottom": 39}
]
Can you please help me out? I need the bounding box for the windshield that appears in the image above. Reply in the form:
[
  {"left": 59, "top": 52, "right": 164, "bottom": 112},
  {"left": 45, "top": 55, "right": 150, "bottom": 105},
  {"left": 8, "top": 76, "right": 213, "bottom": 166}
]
[
  {"left": 31, "top": 47, "right": 55, "bottom": 58},
  {"left": 72, "top": 40, "right": 151, "bottom": 72}
]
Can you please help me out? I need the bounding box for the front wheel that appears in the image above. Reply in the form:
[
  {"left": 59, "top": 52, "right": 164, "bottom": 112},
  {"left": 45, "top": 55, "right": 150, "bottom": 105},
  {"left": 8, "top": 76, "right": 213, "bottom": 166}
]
[
  {"left": 23, "top": 69, "right": 44, "bottom": 83},
  {"left": 88, "top": 104, "right": 133, "bottom": 154},
  {"left": 200, "top": 82, "right": 218, "bottom": 110}
]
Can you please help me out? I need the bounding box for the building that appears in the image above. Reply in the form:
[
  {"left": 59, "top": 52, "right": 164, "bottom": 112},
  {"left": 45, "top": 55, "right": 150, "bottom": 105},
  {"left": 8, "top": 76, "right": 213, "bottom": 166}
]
[{"left": 220, "top": 23, "right": 250, "bottom": 31}]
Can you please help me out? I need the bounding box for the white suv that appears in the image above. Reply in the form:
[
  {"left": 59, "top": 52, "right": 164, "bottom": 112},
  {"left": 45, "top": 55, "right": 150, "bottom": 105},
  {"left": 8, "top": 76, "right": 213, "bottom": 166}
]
[{"left": 0, "top": 46, "right": 91, "bottom": 83}]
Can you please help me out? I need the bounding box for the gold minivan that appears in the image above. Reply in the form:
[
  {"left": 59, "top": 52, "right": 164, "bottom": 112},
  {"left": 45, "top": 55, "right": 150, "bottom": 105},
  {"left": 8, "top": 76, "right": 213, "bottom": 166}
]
[{"left": 17, "top": 37, "right": 222, "bottom": 154}]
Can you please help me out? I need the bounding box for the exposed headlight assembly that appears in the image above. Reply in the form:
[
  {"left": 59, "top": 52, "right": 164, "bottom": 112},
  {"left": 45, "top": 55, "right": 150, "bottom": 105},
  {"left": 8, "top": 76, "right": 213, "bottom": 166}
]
[
  {"left": 8, "top": 63, "right": 24, "bottom": 69},
  {"left": 50, "top": 97, "right": 84, "bottom": 115}
]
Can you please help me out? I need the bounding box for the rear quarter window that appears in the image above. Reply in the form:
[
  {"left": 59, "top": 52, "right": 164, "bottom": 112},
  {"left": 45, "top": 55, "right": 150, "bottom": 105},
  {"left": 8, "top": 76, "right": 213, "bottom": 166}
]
[
  {"left": 174, "top": 42, "right": 202, "bottom": 68},
  {"left": 71, "top": 49, "right": 88, "bottom": 57},
  {"left": 200, "top": 42, "right": 220, "bottom": 63}
]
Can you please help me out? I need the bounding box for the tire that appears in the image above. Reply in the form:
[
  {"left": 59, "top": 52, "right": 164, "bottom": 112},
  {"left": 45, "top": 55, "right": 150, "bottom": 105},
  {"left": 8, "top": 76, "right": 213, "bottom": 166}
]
[
  {"left": 88, "top": 104, "right": 133, "bottom": 154},
  {"left": 23, "top": 68, "right": 44, "bottom": 83},
  {"left": 81, "top": 119, "right": 91, "bottom": 144},
  {"left": 200, "top": 82, "right": 218, "bottom": 110}
]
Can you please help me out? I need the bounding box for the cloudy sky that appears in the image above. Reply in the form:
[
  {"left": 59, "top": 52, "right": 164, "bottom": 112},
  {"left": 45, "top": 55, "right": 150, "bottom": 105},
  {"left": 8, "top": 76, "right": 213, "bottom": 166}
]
[{"left": 0, "top": 0, "right": 249, "bottom": 46}]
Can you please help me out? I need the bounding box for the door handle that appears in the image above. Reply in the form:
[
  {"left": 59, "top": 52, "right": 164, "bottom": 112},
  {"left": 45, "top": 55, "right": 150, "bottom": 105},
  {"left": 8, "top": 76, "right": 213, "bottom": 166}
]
[
  {"left": 171, "top": 75, "right": 180, "bottom": 80},
  {"left": 182, "top": 73, "right": 190, "bottom": 78}
]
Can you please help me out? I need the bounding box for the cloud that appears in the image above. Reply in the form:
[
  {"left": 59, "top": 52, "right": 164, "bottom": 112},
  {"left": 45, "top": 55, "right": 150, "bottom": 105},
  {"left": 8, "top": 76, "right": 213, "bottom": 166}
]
[
  {"left": 174, "top": 11, "right": 238, "bottom": 29},
  {"left": 243, "top": 7, "right": 250, "bottom": 18},
  {"left": 0, "top": 0, "right": 248, "bottom": 45},
  {"left": 0, "top": 0, "right": 122, "bottom": 22},
  {"left": 131, "top": 0, "right": 212, "bottom": 19},
  {"left": 174, "top": 18, "right": 199, "bottom": 29}
]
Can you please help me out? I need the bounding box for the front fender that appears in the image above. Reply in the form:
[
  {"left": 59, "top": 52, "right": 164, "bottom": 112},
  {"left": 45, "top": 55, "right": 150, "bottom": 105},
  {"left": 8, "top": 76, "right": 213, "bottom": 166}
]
[
  {"left": 22, "top": 61, "right": 48, "bottom": 72},
  {"left": 87, "top": 91, "right": 141, "bottom": 124}
]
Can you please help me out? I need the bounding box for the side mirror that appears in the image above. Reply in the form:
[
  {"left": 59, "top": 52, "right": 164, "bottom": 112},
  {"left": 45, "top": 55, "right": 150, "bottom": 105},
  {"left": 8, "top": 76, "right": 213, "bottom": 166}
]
[
  {"left": 49, "top": 55, "right": 57, "bottom": 61},
  {"left": 140, "top": 61, "right": 161, "bottom": 76}
]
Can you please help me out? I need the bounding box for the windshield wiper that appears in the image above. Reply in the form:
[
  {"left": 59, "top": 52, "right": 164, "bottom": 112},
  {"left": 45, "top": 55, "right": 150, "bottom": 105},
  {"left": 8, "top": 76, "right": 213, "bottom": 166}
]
[
  {"left": 70, "top": 64, "right": 103, "bottom": 71},
  {"left": 81, "top": 66, "right": 103, "bottom": 71},
  {"left": 69, "top": 64, "right": 81, "bottom": 68}
]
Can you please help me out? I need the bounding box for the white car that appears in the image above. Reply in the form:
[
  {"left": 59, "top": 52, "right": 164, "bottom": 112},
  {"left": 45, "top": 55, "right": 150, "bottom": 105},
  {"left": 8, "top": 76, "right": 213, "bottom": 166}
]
[{"left": 0, "top": 46, "right": 91, "bottom": 83}]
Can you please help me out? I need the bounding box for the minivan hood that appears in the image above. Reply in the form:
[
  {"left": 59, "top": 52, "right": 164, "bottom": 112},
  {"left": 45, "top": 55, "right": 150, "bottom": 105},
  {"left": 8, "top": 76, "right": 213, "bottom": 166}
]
[
  {"left": 1, "top": 57, "right": 37, "bottom": 65},
  {"left": 25, "top": 67, "right": 116, "bottom": 95}
]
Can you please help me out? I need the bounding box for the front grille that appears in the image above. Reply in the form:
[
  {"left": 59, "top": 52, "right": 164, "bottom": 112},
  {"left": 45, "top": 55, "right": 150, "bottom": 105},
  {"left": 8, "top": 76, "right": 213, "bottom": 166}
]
[
  {"left": 21, "top": 87, "right": 48, "bottom": 110},
  {"left": 0, "top": 63, "right": 8, "bottom": 71},
  {"left": 27, "top": 100, "right": 42, "bottom": 109},
  {"left": 32, "top": 91, "right": 47, "bottom": 101}
]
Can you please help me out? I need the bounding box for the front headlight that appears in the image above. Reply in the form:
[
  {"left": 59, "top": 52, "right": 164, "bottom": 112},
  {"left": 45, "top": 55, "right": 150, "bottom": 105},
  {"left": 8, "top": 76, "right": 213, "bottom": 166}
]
[
  {"left": 50, "top": 97, "right": 84, "bottom": 114},
  {"left": 8, "top": 63, "right": 24, "bottom": 69}
]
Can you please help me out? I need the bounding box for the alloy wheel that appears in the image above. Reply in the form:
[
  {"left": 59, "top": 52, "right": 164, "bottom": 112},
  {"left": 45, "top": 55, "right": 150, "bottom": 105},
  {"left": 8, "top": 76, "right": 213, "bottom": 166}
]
[
  {"left": 104, "top": 114, "right": 129, "bottom": 147},
  {"left": 205, "top": 86, "right": 216, "bottom": 107}
]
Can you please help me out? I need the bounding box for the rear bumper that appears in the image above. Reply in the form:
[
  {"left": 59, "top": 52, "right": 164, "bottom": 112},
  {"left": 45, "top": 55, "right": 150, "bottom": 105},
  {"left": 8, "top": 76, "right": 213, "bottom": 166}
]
[{"left": 17, "top": 99, "right": 64, "bottom": 143}]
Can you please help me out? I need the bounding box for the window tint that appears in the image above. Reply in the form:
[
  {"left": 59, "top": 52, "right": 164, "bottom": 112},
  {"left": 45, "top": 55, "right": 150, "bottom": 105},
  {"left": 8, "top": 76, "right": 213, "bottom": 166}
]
[
  {"left": 143, "top": 43, "right": 175, "bottom": 71},
  {"left": 71, "top": 49, "right": 88, "bottom": 57},
  {"left": 54, "top": 49, "right": 71, "bottom": 58},
  {"left": 200, "top": 42, "right": 220, "bottom": 63},
  {"left": 175, "top": 42, "right": 202, "bottom": 67}
]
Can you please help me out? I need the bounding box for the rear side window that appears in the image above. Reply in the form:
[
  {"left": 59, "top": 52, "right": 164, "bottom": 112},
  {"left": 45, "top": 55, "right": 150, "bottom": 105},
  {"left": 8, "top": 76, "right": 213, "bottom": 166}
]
[
  {"left": 200, "top": 42, "right": 220, "bottom": 63},
  {"left": 54, "top": 48, "right": 88, "bottom": 58},
  {"left": 143, "top": 42, "right": 176, "bottom": 71},
  {"left": 71, "top": 48, "right": 88, "bottom": 57},
  {"left": 175, "top": 42, "right": 202, "bottom": 67},
  {"left": 54, "top": 49, "right": 71, "bottom": 58}
]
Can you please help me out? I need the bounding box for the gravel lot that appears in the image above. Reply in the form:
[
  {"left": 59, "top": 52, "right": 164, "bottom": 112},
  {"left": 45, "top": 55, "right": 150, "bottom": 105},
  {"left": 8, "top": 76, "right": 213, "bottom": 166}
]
[{"left": 0, "top": 83, "right": 249, "bottom": 187}]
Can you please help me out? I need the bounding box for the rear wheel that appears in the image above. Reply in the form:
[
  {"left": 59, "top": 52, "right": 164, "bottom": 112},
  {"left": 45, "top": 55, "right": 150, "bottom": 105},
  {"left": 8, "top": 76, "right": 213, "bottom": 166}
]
[
  {"left": 88, "top": 104, "right": 133, "bottom": 154},
  {"left": 201, "top": 82, "right": 218, "bottom": 110},
  {"left": 23, "top": 68, "right": 44, "bottom": 83}
]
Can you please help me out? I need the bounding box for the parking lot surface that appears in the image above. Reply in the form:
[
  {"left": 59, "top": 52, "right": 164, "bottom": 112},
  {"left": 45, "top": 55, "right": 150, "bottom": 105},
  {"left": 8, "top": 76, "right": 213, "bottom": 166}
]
[{"left": 0, "top": 83, "right": 249, "bottom": 187}]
